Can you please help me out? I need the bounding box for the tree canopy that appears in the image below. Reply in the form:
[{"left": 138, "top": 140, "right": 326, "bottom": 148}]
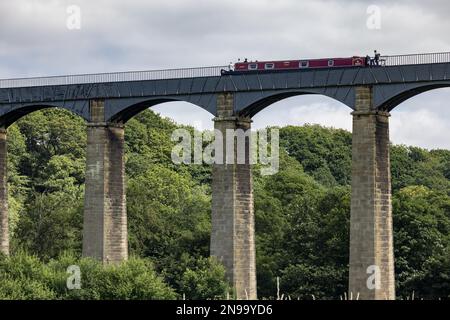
[{"left": 3, "top": 108, "right": 449, "bottom": 299}]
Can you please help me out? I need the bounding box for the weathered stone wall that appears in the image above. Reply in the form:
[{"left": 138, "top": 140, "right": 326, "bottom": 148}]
[
  {"left": 82, "top": 100, "right": 128, "bottom": 264},
  {"left": 211, "top": 93, "right": 257, "bottom": 299},
  {"left": 0, "top": 127, "right": 8, "bottom": 255},
  {"left": 349, "top": 86, "right": 395, "bottom": 300}
]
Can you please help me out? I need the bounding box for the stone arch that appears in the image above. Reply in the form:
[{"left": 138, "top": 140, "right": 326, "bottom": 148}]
[
  {"left": 375, "top": 82, "right": 450, "bottom": 111},
  {"left": 105, "top": 95, "right": 216, "bottom": 124},
  {"left": 381, "top": 86, "right": 450, "bottom": 150},
  {"left": 0, "top": 102, "right": 89, "bottom": 128},
  {"left": 0, "top": 101, "right": 88, "bottom": 256},
  {"left": 81, "top": 96, "right": 217, "bottom": 264},
  {"left": 235, "top": 89, "right": 355, "bottom": 118}
]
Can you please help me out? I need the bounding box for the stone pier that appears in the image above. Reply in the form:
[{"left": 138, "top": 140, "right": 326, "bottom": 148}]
[
  {"left": 211, "top": 93, "right": 257, "bottom": 299},
  {"left": 0, "top": 127, "right": 8, "bottom": 255},
  {"left": 349, "top": 86, "right": 395, "bottom": 300},
  {"left": 82, "top": 100, "right": 128, "bottom": 264}
]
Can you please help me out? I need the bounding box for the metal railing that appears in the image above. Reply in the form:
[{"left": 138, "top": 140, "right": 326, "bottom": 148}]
[
  {"left": 1, "top": 52, "right": 450, "bottom": 89},
  {"left": 0, "top": 65, "right": 228, "bottom": 89},
  {"left": 381, "top": 52, "right": 450, "bottom": 66}
]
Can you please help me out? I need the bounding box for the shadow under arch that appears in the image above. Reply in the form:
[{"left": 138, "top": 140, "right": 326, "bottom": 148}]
[
  {"left": 238, "top": 91, "right": 353, "bottom": 118},
  {"left": 107, "top": 97, "right": 215, "bottom": 124},
  {"left": 379, "top": 84, "right": 450, "bottom": 112},
  {"left": 0, "top": 102, "right": 88, "bottom": 128}
]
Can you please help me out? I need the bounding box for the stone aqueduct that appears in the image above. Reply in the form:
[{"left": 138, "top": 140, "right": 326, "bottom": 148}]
[{"left": 0, "top": 52, "right": 450, "bottom": 299}]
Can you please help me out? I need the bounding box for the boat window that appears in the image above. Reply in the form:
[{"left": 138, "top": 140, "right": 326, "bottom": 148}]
[
  {"left": 265, "top": 63, "right": 275, "bottom": 70},
  {"left": 248, "top": 63, "right": 258, "bottom": 70},
  {"left": 328, "top": 59, "right": 334, "bottom": 67},
  {"left": 299, "top": 61, "right": 309, "bottom": 68}
]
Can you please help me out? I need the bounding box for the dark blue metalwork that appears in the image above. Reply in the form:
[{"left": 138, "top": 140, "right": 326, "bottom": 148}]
[{"left": 1, "top": 52, "right": 450, "bottom": 126}]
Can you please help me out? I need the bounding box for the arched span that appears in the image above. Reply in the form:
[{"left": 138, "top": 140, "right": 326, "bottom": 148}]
[
  {"left": 377, "top": 83, "right": 450, "bottom": 112},
  {"left": 236, "top": 89, "right": 354, "bottom": 118},
  {"left": 0, "top": 102, "right": 88, "bottom": 128},
  {"left": 105, "top": 95, "right": 216, "bottom": 123}
]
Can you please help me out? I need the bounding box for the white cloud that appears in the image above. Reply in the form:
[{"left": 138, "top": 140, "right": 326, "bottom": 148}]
[
  {"left": 390, "top": 88, "right": 450, "bottom": 149},
  {"left": 252, "top": 98, "right": 353, "bottom": 130},
  {"left": 151, "top": 102, "right": 214, "bottom": 131},
  {"left": 390, "top": 109, "right": 450, "bottom": 149}
]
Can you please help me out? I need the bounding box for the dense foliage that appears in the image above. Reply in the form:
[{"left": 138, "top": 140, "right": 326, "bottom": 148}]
[{"left": 2, "top": 108, "right": 449, "bottom": 299}]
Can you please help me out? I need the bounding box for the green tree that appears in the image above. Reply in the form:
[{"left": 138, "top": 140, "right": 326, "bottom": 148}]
[
  {"left": 178, "top": 256, "right": 230, "bottom": 299},
  {"left": 13, "top": 191, "right": 83, "bottom": 260},
  {"left": 127, "top": 165, "right": 210, "bottom": 259},
  {"left": 393, "top": 185, "right": 450, "bottom": 298}
]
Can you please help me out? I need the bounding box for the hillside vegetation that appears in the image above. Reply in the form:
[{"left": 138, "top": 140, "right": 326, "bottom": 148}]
[{"left": 1, "top": 108, "right": 449, "bottom": 299}]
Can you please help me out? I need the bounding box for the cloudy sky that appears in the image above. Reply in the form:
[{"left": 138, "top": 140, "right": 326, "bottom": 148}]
[{"left": 0, "top": 0, "right": 449, "bottom": 149}]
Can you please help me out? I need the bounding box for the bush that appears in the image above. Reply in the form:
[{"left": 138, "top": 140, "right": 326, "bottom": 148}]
[
  {"left": 0, "top": 252, "right": 176, "bottom": 300},
  {"left": 0, "top": 251, "right": 57, "bottom": 299},
  {"left": 280, "top": 264, "right": 346, "bottom": 300},
  {"left": 178, "top": 256, "right": 230, "bottom": 300},
  {"left": 0, "top": 278, "right": 57, "bottom": 300}
]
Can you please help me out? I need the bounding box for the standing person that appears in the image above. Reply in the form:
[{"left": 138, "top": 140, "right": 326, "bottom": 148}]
[
  {"left": 374, "top": 50, "right": 381, "bottom": 66},
  {"left": 365, "top": 55, "right": 371, "bottom": 66}
]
